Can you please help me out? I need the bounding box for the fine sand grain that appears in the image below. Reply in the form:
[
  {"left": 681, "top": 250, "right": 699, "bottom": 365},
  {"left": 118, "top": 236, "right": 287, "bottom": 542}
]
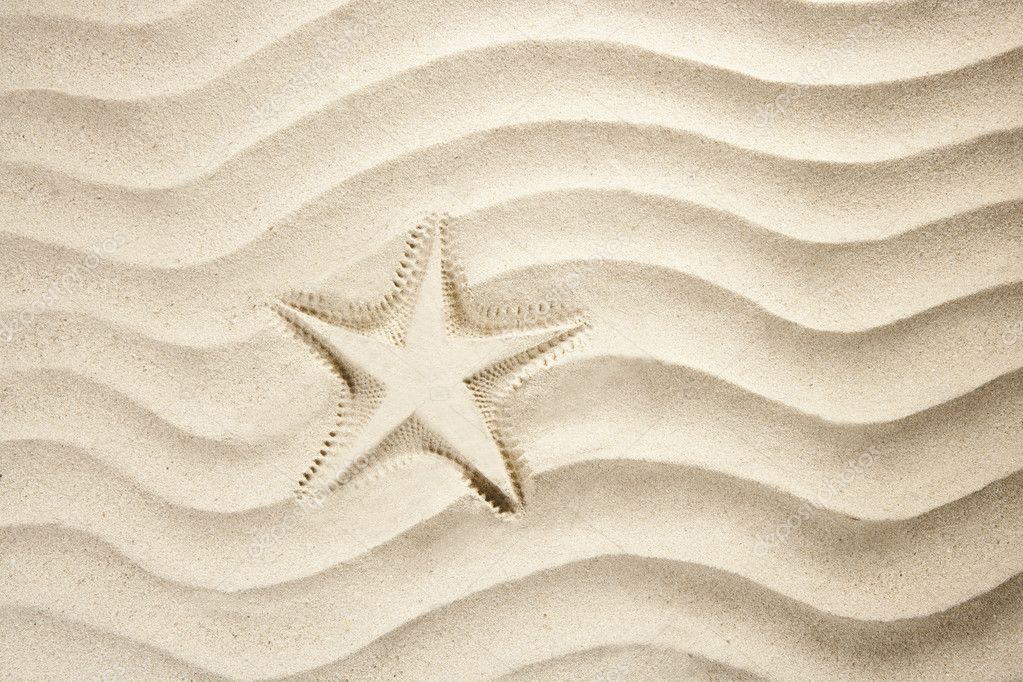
[{"left": 1, "top": 1, "right": 1022, "bottom": 680}]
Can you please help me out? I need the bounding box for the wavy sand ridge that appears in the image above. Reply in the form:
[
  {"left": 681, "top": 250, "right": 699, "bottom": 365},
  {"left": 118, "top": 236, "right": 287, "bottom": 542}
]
[
  {"left": 3, "top": 123, "right": 1020, "bottom": 267},
  {"left": 4, "top": 445, "right": 1023, "bottom": 607},
  {"left": 0, "top": 481, "right": 1021, "bottom": 680},
  {"left": 5, "top": 260, "right": 1022, "bottom": 426},
  {"left": 2, "top": 0, "right": 1022, "bottom": 679},
  {"left": 3, "top": 189, "right": 1022, "bottom": 339},
  {"left": 5, "top": 0, "right": 1022, "bottom": 96},
  {"left": 3, "top": 266, "right": 1023, "bottom": 515},
  {"left": 5, "top": 43, "right": 1023, "bottom": 186}
]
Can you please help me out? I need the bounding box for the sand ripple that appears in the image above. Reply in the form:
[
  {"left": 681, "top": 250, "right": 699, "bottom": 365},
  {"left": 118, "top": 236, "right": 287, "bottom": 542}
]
[{"left": 3, "top": 0, "right": 1021, "bottom": 678}]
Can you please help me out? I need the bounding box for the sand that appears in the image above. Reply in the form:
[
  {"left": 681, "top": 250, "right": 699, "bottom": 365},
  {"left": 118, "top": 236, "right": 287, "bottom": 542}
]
[{"left": 1, "top": 0, "right": 1022, "bottom": 679}]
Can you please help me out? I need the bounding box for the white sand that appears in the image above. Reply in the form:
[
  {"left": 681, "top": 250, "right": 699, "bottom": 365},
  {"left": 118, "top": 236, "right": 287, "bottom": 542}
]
[{"left": 1, "top": 1, "right": 1022, "bottom": 679}]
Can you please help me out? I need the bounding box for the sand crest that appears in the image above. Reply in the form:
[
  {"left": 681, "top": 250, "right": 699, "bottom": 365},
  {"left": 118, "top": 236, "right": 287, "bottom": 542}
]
[{"left": 2, "top": 1, "right": 1021, "bottom": 679}]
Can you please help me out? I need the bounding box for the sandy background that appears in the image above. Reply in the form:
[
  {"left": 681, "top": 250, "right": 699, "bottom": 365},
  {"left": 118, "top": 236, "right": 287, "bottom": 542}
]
[{"left": 1, "top": 0, "right": 1022, "bottom": 679}]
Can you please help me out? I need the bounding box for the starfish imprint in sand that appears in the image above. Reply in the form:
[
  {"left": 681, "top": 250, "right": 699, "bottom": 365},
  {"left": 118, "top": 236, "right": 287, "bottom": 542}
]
[{"left": 273, "top": 214, "right": 589, "bottom": 514}]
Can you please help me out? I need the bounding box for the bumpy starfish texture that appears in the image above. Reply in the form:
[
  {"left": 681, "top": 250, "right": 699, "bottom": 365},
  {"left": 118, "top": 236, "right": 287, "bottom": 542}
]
[{"left": 274, "top": 213, "right": 589, "bottom": 514}]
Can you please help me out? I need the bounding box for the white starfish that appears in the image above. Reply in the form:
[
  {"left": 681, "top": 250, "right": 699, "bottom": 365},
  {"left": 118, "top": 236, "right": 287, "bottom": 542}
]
[{"left": 274, "top": 214, "right": 588, "bottom": 514}]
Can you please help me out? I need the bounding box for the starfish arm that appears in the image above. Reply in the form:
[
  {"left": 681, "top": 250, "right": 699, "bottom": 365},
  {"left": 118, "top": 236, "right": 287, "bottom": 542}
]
[
  {"left": 274, "top": 212, "right": 589, "bottom": 514},
  {"left": 414, "top": 385, "right": 522, "bottom": 508},
  {"left": 278, "top": 288, "right": 383, "bottom": 331},
  {"left": 465, "top": 322, "right": 591, "bottom": 397},
  {"left": 320, "top": 390, "right": 419, "bottom": 485},
  {"left": 275, "top": 301, "right": 408, "bottom": 385},
  {"left": 444, "top": 322, "right": 578, "bottom": 378},
  {"left": 280, "top": 216, "right": 446, "bottom": 347},
  {"left": 403, "top": 216, "right": 457, "bottom": 347}
]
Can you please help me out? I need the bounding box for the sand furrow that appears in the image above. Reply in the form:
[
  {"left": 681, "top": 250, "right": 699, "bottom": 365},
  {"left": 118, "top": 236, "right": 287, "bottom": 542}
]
[
  {"left": 497, "top": 645, "right": 764, "bottom": 682},
  {"left": 2, "top": 457, "right": 1021, "bottom": 610},
  {"left": 0, "top": 606, "right": 764, "bottom": 681},
  {"left": 1, "top": 0, "right": 204, "bottom": 24},
  {"left": 4, "top": 42, "right": 1022, "bottom": 185},
  {"left": 0, "top": 608, "right": 220, "bottom": 681},
  {"left": 4, "top": 264, "right": 1022, "bottom": 424},
  {"left": 4, "top": 0, "right": 1020, "bottom": 97},
  {"left": 5, "top": 1, "right": 1019, "bottom": 678},
  {"left": 309, "top": 557, "right": 1023, "bottom": 681},
  {"left": 2, "top": 204, "right": 1020, "bottom": 334},
  {"left": 4, "top": 353, "right": 1023, "bottom": 518},
  {"left": 2, "top": 124, "right": 1019, "bottom": 266},
  {"left": 2, "top": 194, "right": 1020, "bottom": 335},
  {"left": 0, "top": 484, "right": 1020, "bottom": 678}
]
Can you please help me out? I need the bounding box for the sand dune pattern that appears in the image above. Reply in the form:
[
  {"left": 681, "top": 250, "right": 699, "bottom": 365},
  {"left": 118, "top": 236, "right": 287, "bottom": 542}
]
[{"left": 1, "top": 0, "right": 1022, "bottom": 680}]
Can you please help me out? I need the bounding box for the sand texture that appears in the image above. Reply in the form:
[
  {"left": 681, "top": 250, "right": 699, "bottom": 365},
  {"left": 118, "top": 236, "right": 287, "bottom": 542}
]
[{"left": 1, "top": 0, "right": 1022, "bottom": 680}]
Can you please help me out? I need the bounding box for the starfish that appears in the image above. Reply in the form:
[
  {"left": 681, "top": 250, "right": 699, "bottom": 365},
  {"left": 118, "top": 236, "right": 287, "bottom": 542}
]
[{"left": 273, "top": 214, "right": 588, "bottom": 514}]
